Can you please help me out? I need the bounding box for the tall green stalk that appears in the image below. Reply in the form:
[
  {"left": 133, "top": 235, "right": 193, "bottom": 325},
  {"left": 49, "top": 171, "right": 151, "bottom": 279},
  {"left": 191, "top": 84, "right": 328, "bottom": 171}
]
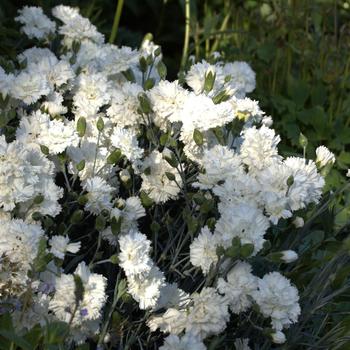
[
  {"left": 109, "top": 0, "right": 124, "bottom": 44},
  {"left": 180, "top": 0, "right": 191, "bottom": 71}
]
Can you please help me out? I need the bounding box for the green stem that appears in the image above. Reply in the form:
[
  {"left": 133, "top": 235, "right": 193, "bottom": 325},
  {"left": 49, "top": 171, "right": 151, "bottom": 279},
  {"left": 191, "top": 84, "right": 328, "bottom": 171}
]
[
  {"left": 109, "top": 0, "right": 124, "bottom": 44},
  {"left": 180, "top": 0, "right": 191, "bottom": 71}
]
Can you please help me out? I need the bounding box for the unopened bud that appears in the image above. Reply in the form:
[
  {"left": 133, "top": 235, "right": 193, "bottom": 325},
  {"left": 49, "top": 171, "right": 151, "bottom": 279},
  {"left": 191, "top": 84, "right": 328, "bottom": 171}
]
[
  {"left": 271, "top": 331, "right": 286, "bottom": 344},
  {"left": 293, "top": 216, "right": 304, "bottom": 228}
]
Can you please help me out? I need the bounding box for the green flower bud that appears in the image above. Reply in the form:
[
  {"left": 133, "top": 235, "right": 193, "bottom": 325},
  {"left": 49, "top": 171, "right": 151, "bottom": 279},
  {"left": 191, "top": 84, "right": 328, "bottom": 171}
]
[{"left": 77, "top": 117, "right": 87, "bottom": 137}]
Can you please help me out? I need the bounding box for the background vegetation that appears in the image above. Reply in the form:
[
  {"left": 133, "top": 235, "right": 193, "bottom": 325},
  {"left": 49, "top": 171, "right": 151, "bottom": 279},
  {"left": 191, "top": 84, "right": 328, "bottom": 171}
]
[{"left": 0, "top": 0, "right": 349, "bottom": 349}]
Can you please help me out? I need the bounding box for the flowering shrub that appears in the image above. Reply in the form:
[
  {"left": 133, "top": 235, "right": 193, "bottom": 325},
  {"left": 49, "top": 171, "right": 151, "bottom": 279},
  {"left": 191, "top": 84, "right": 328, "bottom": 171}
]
[{"left": 0, "top": 5, "right": 340, "bottom": 349}]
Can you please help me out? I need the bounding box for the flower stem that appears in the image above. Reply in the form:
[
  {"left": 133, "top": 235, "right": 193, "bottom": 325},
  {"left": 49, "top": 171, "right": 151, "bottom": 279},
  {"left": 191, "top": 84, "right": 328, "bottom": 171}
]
[
  {"left": 109, "top": 0, "right": 124, "bottom": 44},
  {"left": 180, "top": 0, "right": 191, "bottom": 71}
]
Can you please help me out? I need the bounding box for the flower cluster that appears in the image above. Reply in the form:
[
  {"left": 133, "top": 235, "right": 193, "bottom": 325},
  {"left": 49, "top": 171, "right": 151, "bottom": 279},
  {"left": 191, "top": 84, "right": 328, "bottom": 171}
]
[{"left": 0, "top": 4, "right": 337, "bottom": 349}]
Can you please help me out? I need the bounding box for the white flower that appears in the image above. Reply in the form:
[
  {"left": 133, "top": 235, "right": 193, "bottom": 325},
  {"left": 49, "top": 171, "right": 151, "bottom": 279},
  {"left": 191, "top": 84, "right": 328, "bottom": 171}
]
[
  {"left": 252, "top": 272, "right": 300, "bottom": 331},
  {"left": 16, "top": 110, "right": 79, "bottom": 154},
  {"left": 55, "top": 9, "right": 104, "bottom": 48},
  {"left": 156, "top": 283, "right": 190, "bottom": 310},
  {"left": 11, "top": 71, "right": 50, "bottom": 104},
  {"left": 222, "top": 61, "right": 256, "bottom": 97},
  {"left": 160, "top": 333, "right": 206, "bottom": 350},
  {"left": 83, "top": 176, "right": 114, "bottom": 214},
  {"left": 49, "top": 262, "right": 107, "bottom": 339},
  {"left": 257, "top": 160, "right": 293, "bottom": 224},
  {"left": 52, "top": 5, "right": 80, "bottom": 23},
  {"left": 179, "top": 93, "right": 233, "bottom": 133},
  {"left": 0, "top": 219, "right": 44, "bottom": 297},
  {"left": 194, "top": 145, "right": 243, "bottom": 189},
  {"left": 315, "top": 146, "right": 335, "bottom": 167},
  {"left": 118, "top": 231, "right": 152, "bottom": 276},
  {"left": 271, "top": 331, "right": 286, "bottom": 344},
  {"left": 42, "top": 92, "right": 68, "bottom": 115},
  {"left": 127, "top": 266, "right": 165, "bottom": 310},
  {"left": 73, "top": 73, "right": 111, "bottom": 116},
  {"left": 123, "top": 196, "right": 146, "bottom": 221},
  {"left": 213, "top": 172, "right": 261, "bottom": 207},
  {"left": 217, "top": 261, "right": 258, "bottom": 314},
  {"left": 106, "top": 82, "right": 143, "bottom": 128},
  {"left": 0, "top": 136, "right": 62, "bottom": 215},
  {"left": 0, "top": 67, "right": 14, "bottom": 98},
  {"left": 148, "top": 308, "right": 188, "bottom": 335},
  {"left": 347, "top": 169, "right": 350, "bottom": 177},
  {"left": 18, "top": 47, "right": 56, "bottom": 65},
  {"left": 141, "top": 150, "right": 182, "bottom": 203},
  {"left": 285, "top": 157, "right": 325, "bottom": 211},
  {"left": 190, "top": 226, "right": 218, "bottom": 274},
  {"left": 49, "top": 236, "right": 81, "bottom": 259},
  {"left": 15, "top": 6, "right": 56, "bottom": 40},
  {"left": 110, "top": 127, "right": 143, "bottom": 163},
  {"left": 38, "top": 118, "right": 78, "bottom": 154},
  {"left": 28, "top": 56, "right": 75, "bottom": 89},
  {"left": 186, "top": 287, "right": 229, "bottom": 339},
  {"left": 186, "top": 60, "right": 224, "bottom": 95},
  {"left": 148, "top": 80, "right": 189, "bottom": 130},
  {"left": 215, "top": 202, "right": 270, "bottom": 254},
  {"left": 230, "top": 96, "right": 264, "bottom": 122},
  {"left": 239, "top": 125, "right": 281, "bottom": 172},
  {"left": 67, "top": 139, "right": 114, "bottom": 181}
]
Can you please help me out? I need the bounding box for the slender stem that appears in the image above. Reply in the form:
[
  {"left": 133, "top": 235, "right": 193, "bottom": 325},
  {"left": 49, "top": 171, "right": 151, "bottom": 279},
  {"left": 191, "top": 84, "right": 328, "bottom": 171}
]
[
  {"left": 180, "top": 0, "right": 191, "bottom": 71},
  {"left": 109, "top": 0, "right": 125, "bottom": 44}
]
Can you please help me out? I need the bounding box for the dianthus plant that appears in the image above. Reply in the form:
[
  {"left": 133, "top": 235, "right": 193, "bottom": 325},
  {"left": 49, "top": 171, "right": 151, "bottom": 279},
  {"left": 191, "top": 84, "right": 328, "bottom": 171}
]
[{"left": 0, "top": 5, "right": 338, "bottom": 349}]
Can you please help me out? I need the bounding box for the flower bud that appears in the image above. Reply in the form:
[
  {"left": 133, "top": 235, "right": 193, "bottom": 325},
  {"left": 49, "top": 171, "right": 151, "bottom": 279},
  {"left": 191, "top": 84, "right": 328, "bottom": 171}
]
[
  {"left": 281, "top": 250, "right": 298, "bottom": 263},
  {"left": 271, "top": 331, "right": 286, "bottom": 344},
  {"left": 119, "top": 169, "right": 131, "bottom": 183},
  {"left": 293, "top": 216, "right": 304, "bottom": 228},
  {"left": 203, "top": 67, "right": 216, "bottom": 93},
  {"left": 315, "top": 146, "right": 335, "bottom": 168},
  {"left": 267, "top": 250, "right": 298, "bottom": 263}
]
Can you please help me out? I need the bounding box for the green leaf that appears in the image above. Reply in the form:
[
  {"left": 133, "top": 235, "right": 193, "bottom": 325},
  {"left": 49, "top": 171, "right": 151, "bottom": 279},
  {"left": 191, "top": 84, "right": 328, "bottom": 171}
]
[
  {"left": 0, "top": 330, "right": 33, "bottom": 350},
  {"left": 288, "top": 77, "right": 309, "bottom": 107},
  {"left": 165, "top": 171, "right": 176, "bottom": 181},
  {"left": 44, "top": 321, "right": 69, "bottom": 345},
  {"left": 257, "top": 41, "right": 276, "bottom": 63}
]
